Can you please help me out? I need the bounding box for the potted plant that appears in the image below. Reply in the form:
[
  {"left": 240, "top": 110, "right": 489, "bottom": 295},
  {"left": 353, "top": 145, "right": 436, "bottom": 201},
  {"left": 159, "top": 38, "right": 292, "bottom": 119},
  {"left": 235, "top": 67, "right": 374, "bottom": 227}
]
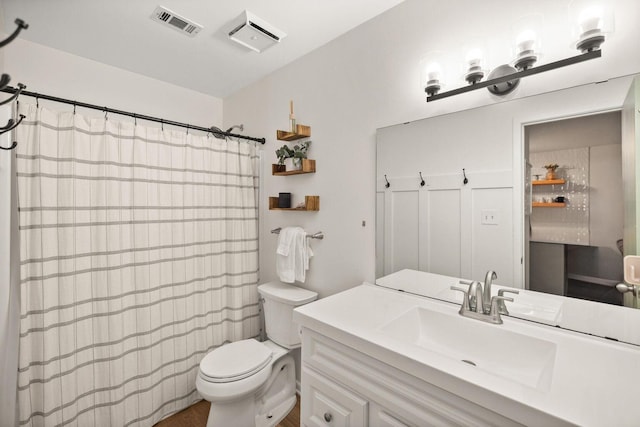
[
  {"left": 274, "top": 144, "right": 294, "bottom": 172},
  {"left": 544, "top": 163, "right": 559, "bottom": 180},
  {"left": 274, "top": 141, "right": 311, "bottom": 171},
  {"left": 290, "top": 141, "right": 311, "bottom": 170}
]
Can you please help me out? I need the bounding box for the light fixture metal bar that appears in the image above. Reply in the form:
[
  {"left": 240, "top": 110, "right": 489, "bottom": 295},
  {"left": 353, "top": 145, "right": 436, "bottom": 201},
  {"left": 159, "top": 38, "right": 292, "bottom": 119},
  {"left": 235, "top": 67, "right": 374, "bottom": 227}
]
[{"left": 426, "top": 49, "right": 602, "bottom": 102}]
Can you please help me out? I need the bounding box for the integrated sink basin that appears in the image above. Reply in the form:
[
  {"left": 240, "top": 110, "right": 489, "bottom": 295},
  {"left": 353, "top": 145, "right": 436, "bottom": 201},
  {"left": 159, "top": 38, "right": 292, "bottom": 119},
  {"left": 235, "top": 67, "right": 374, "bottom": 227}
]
[{"left": 379, "top": 306, "right": 557, "bottom": 390}]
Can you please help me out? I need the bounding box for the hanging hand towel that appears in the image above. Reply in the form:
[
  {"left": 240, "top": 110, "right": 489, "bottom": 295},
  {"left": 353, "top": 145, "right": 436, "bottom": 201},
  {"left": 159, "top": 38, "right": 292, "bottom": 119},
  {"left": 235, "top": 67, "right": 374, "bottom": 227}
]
[{"left": 276, "top": 227, "right": 313, "bottom": 283}]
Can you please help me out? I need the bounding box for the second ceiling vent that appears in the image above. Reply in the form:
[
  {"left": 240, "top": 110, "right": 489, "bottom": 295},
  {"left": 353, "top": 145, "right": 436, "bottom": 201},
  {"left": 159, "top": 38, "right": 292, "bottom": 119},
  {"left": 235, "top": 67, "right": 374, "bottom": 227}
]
[{"left": 151, "top": 6, "right": 203, "bottom": 37}]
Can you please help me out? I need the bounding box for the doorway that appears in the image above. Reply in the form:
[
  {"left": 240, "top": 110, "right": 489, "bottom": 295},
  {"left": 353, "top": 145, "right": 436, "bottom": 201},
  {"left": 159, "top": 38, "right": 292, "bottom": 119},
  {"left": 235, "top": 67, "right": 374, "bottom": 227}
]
[{"left": 525, "top": 111, "right": 624, "bottom": 305}]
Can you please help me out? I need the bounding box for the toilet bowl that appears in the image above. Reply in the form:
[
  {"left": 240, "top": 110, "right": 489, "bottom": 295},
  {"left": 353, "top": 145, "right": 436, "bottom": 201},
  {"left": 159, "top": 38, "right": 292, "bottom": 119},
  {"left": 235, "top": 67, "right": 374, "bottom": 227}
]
[{"left": 196, "top": 282, "right": 317, "bottom": 427}]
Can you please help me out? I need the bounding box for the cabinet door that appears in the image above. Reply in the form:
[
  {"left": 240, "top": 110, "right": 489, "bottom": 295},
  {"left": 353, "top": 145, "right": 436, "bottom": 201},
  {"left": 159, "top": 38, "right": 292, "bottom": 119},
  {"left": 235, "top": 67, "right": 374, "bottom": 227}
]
[{"left": 302, "top": 367, "right": 368, "bottom": 427}]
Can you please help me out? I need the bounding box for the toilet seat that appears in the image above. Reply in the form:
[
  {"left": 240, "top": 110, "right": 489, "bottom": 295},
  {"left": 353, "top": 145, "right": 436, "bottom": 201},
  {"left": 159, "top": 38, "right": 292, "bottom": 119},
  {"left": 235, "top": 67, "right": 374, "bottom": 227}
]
[{"left": 199, "top": 339, "right": 273, "bottom": 383}]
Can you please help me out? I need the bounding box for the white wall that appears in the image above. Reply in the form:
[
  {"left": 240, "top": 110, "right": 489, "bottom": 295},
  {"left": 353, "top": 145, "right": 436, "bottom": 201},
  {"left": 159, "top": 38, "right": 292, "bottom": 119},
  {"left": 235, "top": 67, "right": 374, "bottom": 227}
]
[
  {"left": 223, "top": 0, "right": 640, "bottom": 297},
  {"left": 4, "top": 38, "right": 223, "bottom": 126}
]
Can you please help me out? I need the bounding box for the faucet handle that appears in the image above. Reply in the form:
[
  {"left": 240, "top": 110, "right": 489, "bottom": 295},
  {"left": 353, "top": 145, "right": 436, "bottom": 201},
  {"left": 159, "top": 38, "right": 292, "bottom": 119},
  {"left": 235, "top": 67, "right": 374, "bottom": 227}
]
[
  {"left": 450, "top": 286, "right": 470, "bottom": 314},
  {"left": 489, "top": 295, "right": 514, "bottom": 324},
  {"left": 497, "top": 289, "right": 519, "bottom": 315}
]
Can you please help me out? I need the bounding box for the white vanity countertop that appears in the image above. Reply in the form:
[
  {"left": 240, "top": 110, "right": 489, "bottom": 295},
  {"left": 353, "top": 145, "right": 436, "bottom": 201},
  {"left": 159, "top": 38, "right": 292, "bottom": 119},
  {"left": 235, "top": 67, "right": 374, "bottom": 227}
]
[
  {"left": 293, "top": 282, "right": 640, "bottom": 427},
  {"left": 377, "top": 269, "right": 640, "bottom": 345}
]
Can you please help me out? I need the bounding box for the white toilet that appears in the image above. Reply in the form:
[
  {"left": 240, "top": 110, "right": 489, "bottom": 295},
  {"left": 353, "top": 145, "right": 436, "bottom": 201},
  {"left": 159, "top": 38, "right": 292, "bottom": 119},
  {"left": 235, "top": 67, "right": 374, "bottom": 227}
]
[{"left": 196, "top": 281, "right": 318, "bottom": 427}]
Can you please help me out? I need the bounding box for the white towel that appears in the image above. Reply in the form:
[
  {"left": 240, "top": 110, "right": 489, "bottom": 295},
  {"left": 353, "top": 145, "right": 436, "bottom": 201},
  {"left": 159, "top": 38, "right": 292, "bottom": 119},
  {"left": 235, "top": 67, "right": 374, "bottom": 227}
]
[{"left": 276, "top": 227, "right": 314, "bottom": 283}]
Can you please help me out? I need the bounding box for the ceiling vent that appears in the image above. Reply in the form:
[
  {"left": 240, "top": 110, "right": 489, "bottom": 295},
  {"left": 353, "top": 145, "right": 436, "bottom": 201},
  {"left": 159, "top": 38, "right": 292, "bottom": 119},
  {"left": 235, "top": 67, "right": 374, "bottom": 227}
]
[
  {"left": 228, "top": 11, "right": 286, "bottom": 53},
  {"left": 151, "top": 6, "right": 203, "bottom": 37}
]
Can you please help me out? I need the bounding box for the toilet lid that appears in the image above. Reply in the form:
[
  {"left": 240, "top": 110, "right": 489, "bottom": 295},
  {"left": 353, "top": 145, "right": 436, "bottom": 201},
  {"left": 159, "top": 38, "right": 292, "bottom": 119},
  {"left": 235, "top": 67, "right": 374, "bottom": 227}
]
[{"left": 199, "top": 339, "right": 273, "bottom": 383}]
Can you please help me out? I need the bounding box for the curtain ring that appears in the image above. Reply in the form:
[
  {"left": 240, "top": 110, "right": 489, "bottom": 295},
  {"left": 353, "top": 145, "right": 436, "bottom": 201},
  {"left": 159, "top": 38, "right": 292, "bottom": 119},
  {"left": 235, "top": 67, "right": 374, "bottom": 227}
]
[
  {"left": 161, "top": 119, "right": 164, "bottom": 131},
  {"left": 186, "top": 124, "right": 189, "bottom": 135},
  {"left": 419, "top": 172, "right": 425, "bottom": 187},
  {"left": 384, "top": 174, "right": 391, "bottom": 188},
  {"left": 133, "top": 113, "right": 137, "bottom": 126},
  {"left": 35, "top": 96, "right": 39, "bottom": 108},
  {"left": 104, "top": 107, "right": 108, "bottom": 120},
  {"left": 73, "top": 102, "right": 76, "bottom": 115}
]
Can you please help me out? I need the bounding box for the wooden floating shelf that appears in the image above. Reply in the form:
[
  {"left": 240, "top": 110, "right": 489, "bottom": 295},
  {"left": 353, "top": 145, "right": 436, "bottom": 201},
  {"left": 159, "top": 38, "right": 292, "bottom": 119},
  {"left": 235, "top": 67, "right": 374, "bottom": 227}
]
[
  {"left": 532, "top": 179, "right": 566, "bottom": 186},
  {"left": 532, "top": 202, "right": 566, "bottom": 208},
  {"left": 276, "top": 124, "right": 311, "bottom": 141},
  {"left": 272, "top": 159, "right": 316, "bottom": 176},
  {"left": 269, "top": 195, "right": 320, "bottom": 211}
]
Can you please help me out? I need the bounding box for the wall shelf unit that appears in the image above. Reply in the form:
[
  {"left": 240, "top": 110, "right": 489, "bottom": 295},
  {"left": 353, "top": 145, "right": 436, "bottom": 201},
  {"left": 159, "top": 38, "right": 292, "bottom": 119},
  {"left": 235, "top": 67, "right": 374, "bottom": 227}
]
[
  {"left": 269, "top": 195, "right": 319, "bottom": 211},
  {"left": 272, "top": 159, "right": 316, "bottom": 175},
  {"left": 532, "top": 202, "right": 566, "bottom": 208},
  {"left": 276, "top": 124, "right": 311, "bottom": 141},
  {"left": 532, "top": 179, "right": 566, "bottom": 186}
]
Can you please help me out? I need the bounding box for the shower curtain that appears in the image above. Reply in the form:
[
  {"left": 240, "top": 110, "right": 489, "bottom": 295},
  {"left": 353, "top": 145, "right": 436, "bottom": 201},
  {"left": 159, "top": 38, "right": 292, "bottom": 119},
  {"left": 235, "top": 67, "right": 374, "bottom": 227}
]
[{"left": 15, "top": 104, "right": 260, "bottom": 426}]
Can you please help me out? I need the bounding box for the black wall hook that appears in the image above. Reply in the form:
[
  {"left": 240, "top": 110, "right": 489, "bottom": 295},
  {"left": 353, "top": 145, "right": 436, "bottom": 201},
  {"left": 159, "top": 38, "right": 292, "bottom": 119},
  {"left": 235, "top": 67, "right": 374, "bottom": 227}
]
[
  {"left": 419, "top": 172, "right": 425, "bottom": 187},
  {"left": 0, "top": 141, "right": 17, "bottom": 151},
  {"left": 0, "top": 114, "right": 25, "bottom": 135},
  {"left": 0, "top": 18, "right": 29, "bottom": 49},
  {"left": 384, "top": 174, "right": 391, "bottom": 188},
  {"left": 462, "top": 168, "right": 469, "bottom": 185},
  {"left": 0, "top": 83, "right": 25, "bottom": 106}
]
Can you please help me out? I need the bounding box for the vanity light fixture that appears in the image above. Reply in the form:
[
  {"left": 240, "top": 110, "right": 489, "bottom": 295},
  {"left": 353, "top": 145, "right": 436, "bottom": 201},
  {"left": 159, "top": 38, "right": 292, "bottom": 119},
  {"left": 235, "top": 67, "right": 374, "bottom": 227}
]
[{"left": 424, "top": 5, "right": 609, "bottom": 102}]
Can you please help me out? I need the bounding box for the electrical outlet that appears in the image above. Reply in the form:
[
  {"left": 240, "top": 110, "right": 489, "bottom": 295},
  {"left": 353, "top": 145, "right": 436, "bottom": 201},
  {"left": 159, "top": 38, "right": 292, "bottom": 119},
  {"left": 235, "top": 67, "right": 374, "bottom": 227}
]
[{"left": 481, "top": 210, "right": 499, "bottom": 225}]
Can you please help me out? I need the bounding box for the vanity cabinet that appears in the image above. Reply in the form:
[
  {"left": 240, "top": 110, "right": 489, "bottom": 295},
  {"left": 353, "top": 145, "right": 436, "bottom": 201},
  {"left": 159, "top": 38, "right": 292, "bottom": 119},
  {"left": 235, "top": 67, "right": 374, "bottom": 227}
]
[{"left": 300, "top": 329, "right": 522, "bottom": 427}]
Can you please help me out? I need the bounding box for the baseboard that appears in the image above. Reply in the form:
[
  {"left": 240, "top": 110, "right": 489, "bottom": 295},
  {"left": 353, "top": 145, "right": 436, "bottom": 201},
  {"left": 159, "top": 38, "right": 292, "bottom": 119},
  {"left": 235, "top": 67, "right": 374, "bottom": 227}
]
[{"left": 296, "top": 379, "right": 301, "bottom": 395}]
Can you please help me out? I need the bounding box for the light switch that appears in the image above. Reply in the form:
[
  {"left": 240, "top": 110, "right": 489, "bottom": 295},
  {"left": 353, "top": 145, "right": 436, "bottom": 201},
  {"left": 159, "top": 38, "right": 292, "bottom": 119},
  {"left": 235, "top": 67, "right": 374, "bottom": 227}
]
[{"left": 481, "top": 210, "right": 499, "bottom": 225}]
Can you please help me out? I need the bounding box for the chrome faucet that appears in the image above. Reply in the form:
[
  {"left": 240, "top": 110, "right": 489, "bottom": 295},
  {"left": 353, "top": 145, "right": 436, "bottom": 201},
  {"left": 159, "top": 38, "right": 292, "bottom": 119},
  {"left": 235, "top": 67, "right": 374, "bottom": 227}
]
[{"left": 450, "top": 273, "right": 517, "bottom": 324}]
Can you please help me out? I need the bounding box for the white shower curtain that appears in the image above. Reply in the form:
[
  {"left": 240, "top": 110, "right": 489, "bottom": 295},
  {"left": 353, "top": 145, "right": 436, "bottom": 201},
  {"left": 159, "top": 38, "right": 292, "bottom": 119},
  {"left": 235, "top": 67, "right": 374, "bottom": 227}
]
[{"left": 15, "top": 104, "right": 260, "bottom": 426}]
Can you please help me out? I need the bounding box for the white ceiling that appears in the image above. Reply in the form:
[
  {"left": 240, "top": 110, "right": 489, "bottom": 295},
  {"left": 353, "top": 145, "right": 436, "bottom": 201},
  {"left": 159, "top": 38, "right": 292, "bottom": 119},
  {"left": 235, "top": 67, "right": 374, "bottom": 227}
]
[{"left": 1, "top": 0, "right": 405, "bottom": 98}]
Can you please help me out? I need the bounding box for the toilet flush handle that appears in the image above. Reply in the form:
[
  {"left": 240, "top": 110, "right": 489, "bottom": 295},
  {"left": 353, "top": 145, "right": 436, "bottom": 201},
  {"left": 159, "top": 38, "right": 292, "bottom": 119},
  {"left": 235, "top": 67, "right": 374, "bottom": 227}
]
[{"left": 323, "top": 412, "right": 333, "bottom": 422}]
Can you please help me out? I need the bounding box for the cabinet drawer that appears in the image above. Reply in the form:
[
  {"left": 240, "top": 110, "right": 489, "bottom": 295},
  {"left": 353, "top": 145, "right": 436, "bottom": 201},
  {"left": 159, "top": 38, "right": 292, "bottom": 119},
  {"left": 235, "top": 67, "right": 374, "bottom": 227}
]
[
  {"left": 302, "top": 367, "right": 368, "bottom": 427},
  {"left": 370, "top": 402, "right": 410, "bottom": 427}
]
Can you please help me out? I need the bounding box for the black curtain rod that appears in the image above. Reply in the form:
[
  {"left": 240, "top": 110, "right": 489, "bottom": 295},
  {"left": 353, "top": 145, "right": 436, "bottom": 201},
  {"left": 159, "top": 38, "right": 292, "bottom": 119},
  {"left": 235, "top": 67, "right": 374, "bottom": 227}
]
[{"left": 0, "top": 86, "right": 266, "bottom": 144}]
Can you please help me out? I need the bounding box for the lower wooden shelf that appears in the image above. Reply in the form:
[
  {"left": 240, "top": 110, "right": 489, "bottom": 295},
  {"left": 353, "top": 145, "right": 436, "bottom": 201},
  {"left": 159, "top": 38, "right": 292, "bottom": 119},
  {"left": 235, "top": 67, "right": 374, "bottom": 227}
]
[
  {"left": 532, "top": 202, "right": 566, "bottom": 208},
  {"left": 532, "top": 179, "right": 566, "bottom": 186},
  {"left": 269, "top": 195, "right": 319, "bottom": 211}
]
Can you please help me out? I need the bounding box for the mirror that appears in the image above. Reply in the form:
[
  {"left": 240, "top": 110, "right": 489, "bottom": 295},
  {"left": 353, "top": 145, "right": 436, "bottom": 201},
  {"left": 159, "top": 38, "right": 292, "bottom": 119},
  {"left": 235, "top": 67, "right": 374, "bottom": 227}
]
[{"left": 376, "top": 74, "right": 640, "bottom": 336}]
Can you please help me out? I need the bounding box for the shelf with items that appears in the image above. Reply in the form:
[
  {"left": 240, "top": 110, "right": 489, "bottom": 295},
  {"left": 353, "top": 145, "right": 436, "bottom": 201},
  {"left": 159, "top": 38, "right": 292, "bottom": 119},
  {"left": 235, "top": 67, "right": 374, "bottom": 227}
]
[
  {"left": 532, "top": 202, "right": 566, "bottom": 208},
  {"left": 269, "top": 195, "right": 319, "bottom": 211},
  {"left": 272, "top": 159, "right": 316, "bottom": 175},
  {"left": 276, "top": 124, "right": 311, "bottom": 141},
  {"left": 532, "top": 179, "right": 566, "bottom": 186}
]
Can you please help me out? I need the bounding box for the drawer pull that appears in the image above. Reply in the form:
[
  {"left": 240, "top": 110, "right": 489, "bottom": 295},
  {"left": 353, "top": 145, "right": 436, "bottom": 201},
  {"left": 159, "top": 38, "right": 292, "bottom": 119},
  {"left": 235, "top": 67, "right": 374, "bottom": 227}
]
[{"left": 324, "top": 412, "right": 333, "bottom": 422}]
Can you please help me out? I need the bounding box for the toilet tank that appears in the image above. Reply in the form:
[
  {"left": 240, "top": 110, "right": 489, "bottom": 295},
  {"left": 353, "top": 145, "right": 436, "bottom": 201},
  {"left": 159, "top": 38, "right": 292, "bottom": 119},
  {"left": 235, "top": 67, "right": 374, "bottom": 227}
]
[{"left": 258, "top": 282, "right": 318, "bottom": 349}]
